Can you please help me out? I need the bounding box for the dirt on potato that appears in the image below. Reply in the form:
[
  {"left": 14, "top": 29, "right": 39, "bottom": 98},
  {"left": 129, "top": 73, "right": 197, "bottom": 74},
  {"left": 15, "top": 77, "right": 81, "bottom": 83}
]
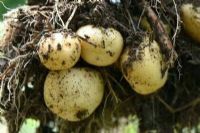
[{"left": 0, "top": 0, "right": 200, "bottom": 133}]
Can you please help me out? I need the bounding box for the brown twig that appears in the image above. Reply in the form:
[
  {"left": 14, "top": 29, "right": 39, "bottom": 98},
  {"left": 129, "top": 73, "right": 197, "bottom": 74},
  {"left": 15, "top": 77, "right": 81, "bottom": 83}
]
[
  {"left": 141, "top": 0, "right": 177, "bottom": 67},
  {"left": 102, "top": 69, "right": 121, "bottom": 104}
]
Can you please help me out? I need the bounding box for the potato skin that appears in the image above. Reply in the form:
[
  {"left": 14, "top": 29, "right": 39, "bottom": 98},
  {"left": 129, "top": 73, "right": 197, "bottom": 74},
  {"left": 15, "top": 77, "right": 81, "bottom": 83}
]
[
  {"left": 44, "top": 67, "right": 104, "bottom": 121},
  {"left": 120, "top": 37, "right": 168, "bottom": 95},
  {"left": 38, "top": 32, "right": 81, "bottom": 70},
  {"left": 181, "top": 4, "right": 200, "bottom": 43},
  {"left": 77, "top": 25, "right": 124, "bottom": 66}
]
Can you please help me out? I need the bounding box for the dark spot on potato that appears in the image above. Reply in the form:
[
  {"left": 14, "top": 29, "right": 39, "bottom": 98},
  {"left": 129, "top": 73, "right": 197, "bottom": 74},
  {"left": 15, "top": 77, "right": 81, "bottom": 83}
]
[
  {"left": 80, "top": 37, "right": 97, "bottom": 48},
  {"left": 96, "top": 57, "right": 99, "bottom": 61},
  {"left": 88, "top": 73, "right": 92, "bottom": 77},
  {"left": 49, "top": 92, "right": 55, "bottom": 100},
  {"left": 60, "top": 93, "right": 63, "bottom": 99},
  {"left": 48, "top": 44, "right": 51, "bottom": 53},
  {"left": 150, "top": 48, "right": 155, "bottom": 53},
  {"left": 70, "top": 56, "right": 76, "bottom": 61},
  {"left": 57, "top": 43, "right": 62, "bottom": 51},
  {"left": 42, "top": 53, "right": 49, "bottom": 60},
  {"left": 76, "top": 109, "right": 89, "bottom": 120},
  {"left": 106, "top": 51, "right": 114, "bottom": 56},
  {"left": 84, "top": 34, "right": 90, "bottom": 40},
  {"left": 58, "top": 108, "right": 64, "bottom": 114},
  {"left": 62, "top": 60, "right": 66, "bottom": 65},
  {"left": 58, "top": 80, "right": 61, "bottom": 85},
  {"left": 49, "top": 105, "right": 53, "bottom": 108},
  {"left": 102, "top": 40, "right": 105, "bottom": 48}
]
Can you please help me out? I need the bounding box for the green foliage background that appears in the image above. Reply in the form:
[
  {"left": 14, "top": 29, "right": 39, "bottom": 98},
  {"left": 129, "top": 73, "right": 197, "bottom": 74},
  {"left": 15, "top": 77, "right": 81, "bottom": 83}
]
[{"left": 0, "top": 0, "right": 26, "bottom": 20}]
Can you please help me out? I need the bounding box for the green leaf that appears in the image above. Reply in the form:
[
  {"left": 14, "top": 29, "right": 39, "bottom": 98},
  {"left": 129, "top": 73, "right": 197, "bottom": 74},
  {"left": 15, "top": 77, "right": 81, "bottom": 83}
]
[
  {"left": 123, "top": 115, "right": 140, "bottom": 133},
  {"left": 19, "top": 118, "right": 40, "bottom": 133}
]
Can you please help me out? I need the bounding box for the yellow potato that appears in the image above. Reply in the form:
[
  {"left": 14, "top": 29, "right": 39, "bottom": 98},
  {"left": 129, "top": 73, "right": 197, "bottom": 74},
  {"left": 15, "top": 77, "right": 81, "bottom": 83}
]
[
  {"left": 181, "top": 4, "right": 200, "bottom": 43},
  {"left": 44, "top": 67, "right": 104, "bottom": 121},
  {"left": 120, "top": 36, "right": 168, "bottom": 95},
  {"left": 77, "top": 25, "right": 124, "bottom": 66},
  {"left": 38, "top": 32, "right": 81, "bottom": 70}
]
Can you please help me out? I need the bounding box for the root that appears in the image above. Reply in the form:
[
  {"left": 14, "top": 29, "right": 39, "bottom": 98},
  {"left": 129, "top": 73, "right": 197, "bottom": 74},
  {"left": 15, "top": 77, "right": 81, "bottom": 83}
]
[
  {"left": 103, "top": 69, "right": 121, "bottom": 104},
  {"left": 171, "top": 0, "right": 181, "bottom": 46},
  {"left": 0, "top": 1, "right": 11, "bottom": 10},
  {"left": 55, "top": 0, "right": 65, "bottom": 27},
  {"left": 125, "top": 8, "right": 136, "bottom": 33},
  {"left": 64, "top": 5, "right": 78, "bottom": 29},
  {"left": 142, "top": 0, "right": 177, "bottom": 67},
  {"left": 0, "top": 0, "right": 199, "bottom": 132}
]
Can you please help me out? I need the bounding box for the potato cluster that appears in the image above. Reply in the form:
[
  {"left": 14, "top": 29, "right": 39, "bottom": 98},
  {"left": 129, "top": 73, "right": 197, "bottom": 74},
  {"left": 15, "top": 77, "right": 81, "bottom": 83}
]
[
  {"left": 38, "top": 25, "right": 124, "bottom": 121},
  {"left": 1, "top": 6, "right": 170, "bottom": 121},
  {"left": 36, "top": 24, "right": 170, "bottom": 121}
]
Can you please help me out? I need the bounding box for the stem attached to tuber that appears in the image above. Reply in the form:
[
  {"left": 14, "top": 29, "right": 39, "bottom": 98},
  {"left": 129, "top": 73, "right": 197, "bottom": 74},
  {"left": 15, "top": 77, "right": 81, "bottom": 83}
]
[{"left": 141, "top": 0, "right": 177, "bottom": 67}]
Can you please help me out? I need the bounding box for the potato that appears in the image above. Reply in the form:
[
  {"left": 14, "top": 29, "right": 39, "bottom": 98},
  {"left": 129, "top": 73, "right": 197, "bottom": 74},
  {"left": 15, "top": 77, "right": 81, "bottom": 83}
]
[
  {"left": 120, "top": 36, "right": 168, "bottom": 95},
  {"left": 77, "top": 25, "right": 124, "bottom": 66},
  {"left": 44, "top": 67, "right": 104, "bottom": 121},
  {"left": 181, "top": 4, "right": 200, "bottom": 43},
  {"left": 38, "top": 32, "right": 81, "bottom": 70}
]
